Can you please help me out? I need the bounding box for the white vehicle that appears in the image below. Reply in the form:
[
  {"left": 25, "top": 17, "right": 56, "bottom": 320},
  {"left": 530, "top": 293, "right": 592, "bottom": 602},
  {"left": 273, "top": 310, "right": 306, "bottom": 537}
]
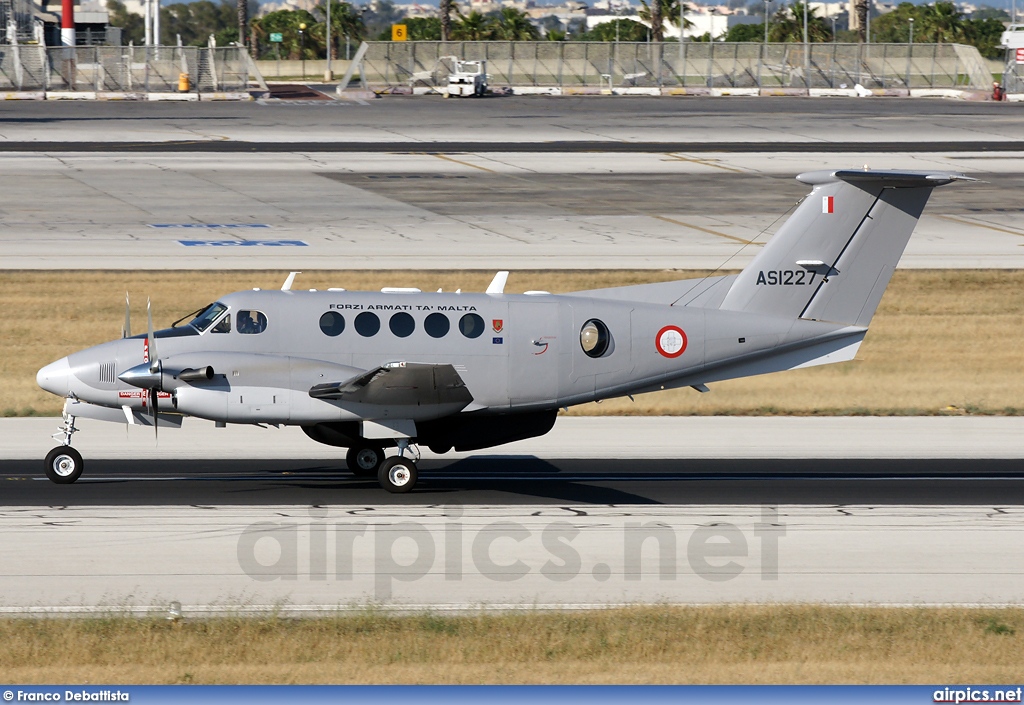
[
  {"left": 999, "top": 23, "right": 1024, "bottom": 49},
  {"left": 447, "top": 60, "right": 488, "bottom": 97}
]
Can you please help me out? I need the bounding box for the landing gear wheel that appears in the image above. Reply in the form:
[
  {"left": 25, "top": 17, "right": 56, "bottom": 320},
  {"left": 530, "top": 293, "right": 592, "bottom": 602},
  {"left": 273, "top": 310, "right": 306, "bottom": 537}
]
[
  {"left": 346, "top": 444, "right": 385, "bottom": 477},
  {"left": 44, "top": 446, "right": 83, "bottom": 484},
  {"left": 378, "top": 456, "right": 418, "bottom": 493}
]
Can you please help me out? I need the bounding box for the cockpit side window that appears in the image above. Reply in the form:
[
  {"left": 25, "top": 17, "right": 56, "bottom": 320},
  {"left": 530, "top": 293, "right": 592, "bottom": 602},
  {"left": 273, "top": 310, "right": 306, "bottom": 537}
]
[
  {"left": 190, "top": 303, "right": 228, "bottom": 333},
  {"left": 237, "top": 310, "right": 268, "bottom": 335},
  {"left": 212, "top": 314, "right": 231, "bottom": 334}
]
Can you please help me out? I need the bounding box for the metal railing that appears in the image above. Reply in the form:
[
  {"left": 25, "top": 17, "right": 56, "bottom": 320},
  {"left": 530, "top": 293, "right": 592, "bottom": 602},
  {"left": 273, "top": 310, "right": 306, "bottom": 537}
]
[
  {"left": 0, "top": 45, "right": 259, "bottom": 92},
  {"left": 361, "top": 41, "right": 992, "bottom": 91}
]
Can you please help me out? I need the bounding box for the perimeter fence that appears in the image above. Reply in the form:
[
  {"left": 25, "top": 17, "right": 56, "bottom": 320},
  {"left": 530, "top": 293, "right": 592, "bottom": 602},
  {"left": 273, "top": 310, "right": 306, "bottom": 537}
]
[
  {"left": 0, "top": 45, "right": 259, "bottom": 92},
  {"left": 361, "top": 41, "right": 992, "bottom": 91},
  {"left": 1002, "top": 50, "right": 1024, "bottom": 93}
]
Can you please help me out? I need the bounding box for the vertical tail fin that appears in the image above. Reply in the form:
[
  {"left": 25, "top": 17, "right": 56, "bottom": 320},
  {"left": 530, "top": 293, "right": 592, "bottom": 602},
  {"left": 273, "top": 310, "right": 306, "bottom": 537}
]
[{"left": 719, "top": 170, "right": 973, "bottom": 326}]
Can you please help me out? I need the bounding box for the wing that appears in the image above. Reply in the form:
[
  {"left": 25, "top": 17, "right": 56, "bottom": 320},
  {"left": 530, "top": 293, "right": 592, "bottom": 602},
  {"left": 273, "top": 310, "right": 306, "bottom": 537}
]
[{"left": 308, "top": 362, "right": 473, "bottom": 408}]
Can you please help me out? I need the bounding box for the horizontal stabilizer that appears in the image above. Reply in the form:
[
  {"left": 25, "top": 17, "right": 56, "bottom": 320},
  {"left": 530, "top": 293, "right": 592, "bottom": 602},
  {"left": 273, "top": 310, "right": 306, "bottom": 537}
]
[{"left": 309, "top": 362, "right": 474, "bottom": 408}]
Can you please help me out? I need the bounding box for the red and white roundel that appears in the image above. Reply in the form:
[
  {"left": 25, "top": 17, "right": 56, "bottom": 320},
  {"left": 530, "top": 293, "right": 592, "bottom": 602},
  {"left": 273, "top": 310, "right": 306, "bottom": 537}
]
[{"left": 655, "top": 325, "right": 687, "bottom": 358}]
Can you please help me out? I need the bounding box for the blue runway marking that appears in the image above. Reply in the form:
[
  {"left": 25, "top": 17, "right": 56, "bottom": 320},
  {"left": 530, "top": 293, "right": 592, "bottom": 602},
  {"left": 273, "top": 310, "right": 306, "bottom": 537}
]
[
  {"left": 178, "top": 240, "right": 308, "bottom": 247},
  {"left": 150, "top": 223, "right": 271, "bottom": 229}
]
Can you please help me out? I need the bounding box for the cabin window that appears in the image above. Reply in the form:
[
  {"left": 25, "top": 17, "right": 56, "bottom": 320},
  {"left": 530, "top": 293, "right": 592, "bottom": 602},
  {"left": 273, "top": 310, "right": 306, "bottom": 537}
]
[
  {"left": 319, "top": 312, "right": 345, "bottom": 337},
  {"left": 424, "top": 312, "right": 450, "bottom": 338},
  {"left": 389, "top": 312, "right": 415, "bottom": 337},
  {"left": 355, "top": 312, "right": 380, "bottom": 337},
  {"left": 212, "top": 315, "right": 231, "bottom": 334},
  {"left": 459, "top": 313, "right": 485, "bottom": 339},
  {"left": 189, "top": 303, "right": 227, "bottom": 333},
  {"left": 580, "top": 319, "right": 610, "bottom": 358},
  {"left": 237, "top": 310, "right": 268, "bottom": 335}
]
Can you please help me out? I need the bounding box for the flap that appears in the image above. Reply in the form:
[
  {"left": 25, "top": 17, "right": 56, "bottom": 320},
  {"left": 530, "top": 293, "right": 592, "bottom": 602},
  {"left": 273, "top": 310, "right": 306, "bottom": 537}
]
[{"left": 308, "top": 362, "right": 474, "bottom": 407}]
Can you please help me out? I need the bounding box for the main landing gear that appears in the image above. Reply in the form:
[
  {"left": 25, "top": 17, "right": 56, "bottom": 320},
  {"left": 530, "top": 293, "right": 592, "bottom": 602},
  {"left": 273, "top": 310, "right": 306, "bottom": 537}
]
[
  {"left": 345, "top": 444, "right": 385, "bottom": 477},
  {"left": 346, "top": 438, "right": 420, "bottom": 493},
  {"left": 44, "top": 409, "right": 84, "bottom": 484}
]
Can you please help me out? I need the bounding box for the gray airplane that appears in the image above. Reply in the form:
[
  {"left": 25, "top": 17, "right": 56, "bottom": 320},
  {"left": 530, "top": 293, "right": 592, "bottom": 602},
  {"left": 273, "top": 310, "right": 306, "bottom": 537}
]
[{"left": 36, "top": 169, "right": 971, "bottom": 492}]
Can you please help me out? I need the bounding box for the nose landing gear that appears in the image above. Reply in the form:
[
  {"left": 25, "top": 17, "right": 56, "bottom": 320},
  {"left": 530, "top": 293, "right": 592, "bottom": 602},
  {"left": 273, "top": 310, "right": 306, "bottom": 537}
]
[{"left": 44, "top": 406, "right": 83, "bottom": 484}]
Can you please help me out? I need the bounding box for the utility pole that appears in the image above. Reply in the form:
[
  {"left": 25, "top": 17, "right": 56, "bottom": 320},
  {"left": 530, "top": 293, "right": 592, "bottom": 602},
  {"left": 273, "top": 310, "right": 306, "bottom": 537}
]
[
  {"left": 325, "top": 0, "right": 333, "bottom": 80},
  {"left": 764, "top": 0, "right": 769, "bottom": 44},
  {"left": 802, "top": 0, "right": 809, "bottom": 89}
]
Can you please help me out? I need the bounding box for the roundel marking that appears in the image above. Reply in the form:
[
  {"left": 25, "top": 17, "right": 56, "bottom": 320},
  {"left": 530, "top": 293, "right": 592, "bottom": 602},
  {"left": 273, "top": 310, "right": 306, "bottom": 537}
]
[{"left": 655, "top": 325, "right": 687, "bottom": 358}]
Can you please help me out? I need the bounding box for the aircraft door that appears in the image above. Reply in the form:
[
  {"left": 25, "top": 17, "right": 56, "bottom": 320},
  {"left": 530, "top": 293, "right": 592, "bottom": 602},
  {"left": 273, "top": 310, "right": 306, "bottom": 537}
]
[{"left": 508, "top": 301, "right": 561, "bottom": 406}]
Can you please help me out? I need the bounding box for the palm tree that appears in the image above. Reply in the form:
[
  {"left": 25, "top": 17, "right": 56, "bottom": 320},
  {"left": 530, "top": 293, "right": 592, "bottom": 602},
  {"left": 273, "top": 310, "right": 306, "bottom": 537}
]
[
  {"left": 451, "top": 9, "right": 494, "bottom": 40},
  {"left": 238, "top": 0, "right": 247, "bottom": 50},
  {"left": 853, "top": 0, "right": 867, "bottom": 41},
  {"left": 639, "top": 0, "right": 693, "bottom": 41},
  {"left": 491, "top": 7, "right": 540, "bottom": 40},
  {"left": 315, "top": 0, "right": 364, "bottom": 58},
  {"left": 638, "top": 0, "right": 663, "bottom": 40},
  {"left": 439, "top": 0, "right": 452, "bottom": 41},
  {"left": 919, "top": 1, "right": 964, "bottom": 43},
  {"left": 767, "top": 2, "right": 831, "bottom": 42}
]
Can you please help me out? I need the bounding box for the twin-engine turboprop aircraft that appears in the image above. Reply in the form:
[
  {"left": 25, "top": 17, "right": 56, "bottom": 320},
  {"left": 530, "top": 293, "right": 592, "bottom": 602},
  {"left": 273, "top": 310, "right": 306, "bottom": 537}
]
[{"left": 36, "top": 169, "right": 971, "bottom": 492}]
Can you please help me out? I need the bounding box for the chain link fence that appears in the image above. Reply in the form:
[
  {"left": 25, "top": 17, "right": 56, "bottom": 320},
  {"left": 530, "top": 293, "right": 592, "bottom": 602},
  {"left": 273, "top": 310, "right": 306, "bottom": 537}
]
[
  {"left": 1002, "top": 50, "right": 1024, "bottom": 93},
  {"left": 362, "top": 41, "right": 992, "bottom": 91},
  {"left": 0, "top": 45, "right": 258, "bottom": 92}
]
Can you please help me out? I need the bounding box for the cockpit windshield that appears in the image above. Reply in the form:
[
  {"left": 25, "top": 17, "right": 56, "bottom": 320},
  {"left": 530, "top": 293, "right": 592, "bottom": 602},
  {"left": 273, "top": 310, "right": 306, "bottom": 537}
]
[{"left": 188, "top": 303, "right": 228, "bottom": 333}]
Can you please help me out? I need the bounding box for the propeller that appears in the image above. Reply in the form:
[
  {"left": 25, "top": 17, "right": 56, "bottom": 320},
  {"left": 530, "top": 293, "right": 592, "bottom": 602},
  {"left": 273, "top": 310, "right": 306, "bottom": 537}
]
[
  {"left": 147, "top": 298, "right": 160, "bottom": 442},
  {"left": 122, "top": 291, "right": 131, "bottom": 339}
]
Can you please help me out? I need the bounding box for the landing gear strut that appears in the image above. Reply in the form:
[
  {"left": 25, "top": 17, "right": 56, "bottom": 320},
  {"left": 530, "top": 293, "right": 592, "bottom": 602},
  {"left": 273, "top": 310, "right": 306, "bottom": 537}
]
[
  {"left": 44, "top": 406, "right": 83, "bottom": 484},
  {"left": 377, "top": 439, "right": 419, "bottom": 493}
]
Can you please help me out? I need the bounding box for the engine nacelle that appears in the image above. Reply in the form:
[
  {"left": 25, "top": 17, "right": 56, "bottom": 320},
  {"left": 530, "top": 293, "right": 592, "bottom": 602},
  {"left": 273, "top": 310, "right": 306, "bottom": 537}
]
[{"left": 172, "top": 386, "right": 228, "bottom": 422}]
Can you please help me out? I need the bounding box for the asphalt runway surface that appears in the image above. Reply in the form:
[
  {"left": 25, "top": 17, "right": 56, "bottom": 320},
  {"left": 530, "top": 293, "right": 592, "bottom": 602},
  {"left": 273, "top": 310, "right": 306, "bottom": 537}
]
[
  {"left": 1, "top": 97, "right": 1022, "bottom": 145},
  {"left": 3, "top": 457, "right": 1024, "bottom": 506},
  {"left": 2, "top": 150, "right": 1022, "bottom": 269}
]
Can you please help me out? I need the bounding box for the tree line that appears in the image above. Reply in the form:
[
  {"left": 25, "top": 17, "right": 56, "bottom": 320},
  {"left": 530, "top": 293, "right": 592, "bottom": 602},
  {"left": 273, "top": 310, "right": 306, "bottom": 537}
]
[{"left": 106, "top": 0, "right": 1010, "bottom": 60}]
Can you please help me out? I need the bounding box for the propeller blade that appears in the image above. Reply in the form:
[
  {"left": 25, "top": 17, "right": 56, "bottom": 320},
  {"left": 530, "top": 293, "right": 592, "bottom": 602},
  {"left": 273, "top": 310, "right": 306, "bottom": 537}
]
[
  {"left": 150, "top": 387, "right": 158, "bottom": 443},
  {"left": 147, "top": 298, "right": 158, "bottom": 374},
  {"left": 122, "top": 291, "right": 131, "bottom": 339},
  {"left": 146, "top": 297, "right": 159, "bottom": 443}
]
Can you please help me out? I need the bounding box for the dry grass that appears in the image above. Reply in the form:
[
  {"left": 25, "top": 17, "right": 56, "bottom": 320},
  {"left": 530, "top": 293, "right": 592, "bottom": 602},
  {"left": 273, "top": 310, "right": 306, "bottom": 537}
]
[
  {"left": 2, "top": 606, "right": 1024, "bottom": 684},
  {"left": 3, "top": 269, "right": 1023, "bottom": 417}
]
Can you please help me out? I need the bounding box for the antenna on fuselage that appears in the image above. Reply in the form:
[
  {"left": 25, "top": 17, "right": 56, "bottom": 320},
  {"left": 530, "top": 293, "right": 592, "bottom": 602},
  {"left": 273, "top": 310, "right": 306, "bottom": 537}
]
[
  {"left": 485, "top": 271, "right": 509, "bottom": 294},
  {"left": 281, "top": 272, "right": 302, "bottom": 291}
]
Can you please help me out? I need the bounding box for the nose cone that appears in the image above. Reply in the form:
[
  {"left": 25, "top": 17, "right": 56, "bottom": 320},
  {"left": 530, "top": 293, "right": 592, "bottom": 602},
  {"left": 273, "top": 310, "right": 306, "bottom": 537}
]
[{"left": 37, "top": 357, "right": 71, "bottom": 397}]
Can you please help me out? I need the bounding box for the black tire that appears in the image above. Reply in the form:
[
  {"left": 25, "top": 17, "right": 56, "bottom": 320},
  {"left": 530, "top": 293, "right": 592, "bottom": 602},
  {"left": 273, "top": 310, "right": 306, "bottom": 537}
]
[
  {"left": 44, "top": 446, "right": 83, "bottom": 484},
  {"left": 377, "top": 456, "right": 418, "bottom": 493},
  {"left": 346, "top": 444, "right": 385, "bottom": 477}
]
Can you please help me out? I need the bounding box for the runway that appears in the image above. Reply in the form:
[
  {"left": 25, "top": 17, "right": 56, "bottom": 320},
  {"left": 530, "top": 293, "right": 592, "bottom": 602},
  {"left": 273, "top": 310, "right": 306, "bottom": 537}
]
[
  {"left": 1, "top": 417, "right": 1021, "bottom": 611},
  {"left": 2, "top": 99, "right": 1022, "bottom": 613}
]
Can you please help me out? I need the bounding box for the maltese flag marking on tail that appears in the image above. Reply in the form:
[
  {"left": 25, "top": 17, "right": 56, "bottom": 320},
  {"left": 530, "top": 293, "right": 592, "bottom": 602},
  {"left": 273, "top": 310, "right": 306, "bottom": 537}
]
[{"left": 822, "top": 195, "right": 835, "bottom": 214}]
